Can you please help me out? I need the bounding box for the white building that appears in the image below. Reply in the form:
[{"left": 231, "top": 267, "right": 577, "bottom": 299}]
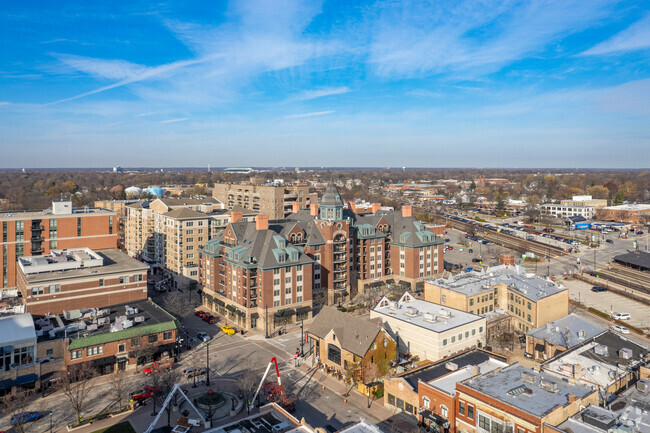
[
  {"left": 541, "top": 203, "right": 595, "bottom": 219},
  {"left": 370, "top": 292, "right": 486, "bottom": 361}
]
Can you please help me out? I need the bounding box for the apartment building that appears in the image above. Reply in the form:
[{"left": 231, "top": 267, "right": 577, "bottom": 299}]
[
  {"left": 16, "top": 248, "right": 148, "bottom": 316},
  {"left": 198, "top": 214, "right": 315, "bottom": 333},
  {"left": 64, "top": 299, "right": 179, "bottom": 374},
  {"left": 370, "top": 292, "right": 486, "bottom": 361},
  {"left": 1, "top": 201, "right": 118, "bottom": 289},
  {"left": 425, "top": 265, "right": 569, "bottom": 333},
  {"left": 212, "top": 177, "right": 312, "bottom": 219},
  {"left": 541, "top": 204, "right": 596, "bottom": 220},
  {"left": 455, "top": 363, "right": 598, "bottom": 433}
]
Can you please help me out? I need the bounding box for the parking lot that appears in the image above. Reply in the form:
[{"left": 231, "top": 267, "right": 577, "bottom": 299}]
[
  {"left": 443, "top": 228, "right": 516, "bottom": 270},
  {"left": 564, "top": 278, "right": 650, "bottom": 329}
]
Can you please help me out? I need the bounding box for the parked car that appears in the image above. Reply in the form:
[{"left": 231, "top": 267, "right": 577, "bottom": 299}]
[
  {"left": 472, "top": 258, "right": 482, "bottom": 263},
  {"left": 447, "top": 246, "right": 453, "bottom": 250},
  {"left": 183, "top": 367, "right": 207, "bottom": 378},
  {"left": 202, "top": 314, "right": 216, "bottom": 324},
  {"left": 130, "top": 386, "right": 160, "bottom": 402},
  {"left": 197, "top": 332, "right": 210, "bottom": 342},
  {"left": 444, "top": 238, "right": 450, "bottom": 242},
  {"left": 612, "top": 312, "right": 631, "bottom": 321},
  {"left": 611, "top": 325, "right": 630, "bottom": 334},
  {"left": 143, "top": 361, "right": 173, "bottom": 375},
  {"left": 591, "top": 286, "right": 607, "bottom": 292},
  {"left": 195, "top": 311, "right": 206, "bottom": 318},
  {"left": 637, "top": 231, "right": 644, "bottom": 235},
  {"left": 11, "top": 412, "right": 42, "bottom": 426},
  {"left": 221, "top": 325, "right": 236, "bottom": 335},
  {"left": 606, "top": 239, "right": 614, "bottom": 244}
]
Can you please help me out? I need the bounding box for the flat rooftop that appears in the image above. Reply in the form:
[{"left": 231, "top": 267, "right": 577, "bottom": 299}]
[
  {"left": 65, "top": 299, "right": 178, "bottom": 350},
  {"left": 397, "top": 349, "right": 505, "bottom": 390},
  {"left": 602, "top": 204, "right": 650, "bottom": 211},
  {"left": 427, "top": 264, "right": 566, "bottom": 302},
  {"left": 527, "top": 313, "right": 606, "bottom": 348},
  {"left": 462, "top": 363, "right": 594, "bottom": 418},
  {"left": 428, "top": 358, "right": 508, "bottom": 395},
  {"left": 20, "top": 249, "right": 149, "bottom": 284},
  {"left": 372, "top": 294, "right": 483, "bottom": 334},
  {"left": 0, "top": 207, "right": 115, "bottom": 220}
]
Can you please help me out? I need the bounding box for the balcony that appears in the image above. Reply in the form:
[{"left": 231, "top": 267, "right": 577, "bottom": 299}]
[
  {"left": 334, "top": 273, "right": 347, "bottom": 282},
  {"left": 334, "top": 264, "right": 346, "bottom": 271},
  {"left": 333, "top": 254, "right": 346, "bottom": 263},
  {"left": 334, "top": 283, "right": 346, "bottom": 290},
  {"left": 334, "top": 245, "right": 346, "bottom": 252},
  {"left": 333, "top": 235, "right": 347, "bottom": 244},
  {"left": 30, "top": 225, "right": 43, "bottom": 232}
]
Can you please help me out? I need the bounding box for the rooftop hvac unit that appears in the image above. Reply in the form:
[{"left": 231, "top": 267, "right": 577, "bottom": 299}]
[
  {"left": 64, "top": 309, "right": 82, "bottom": 321},
  {"left": 521, "top": 371, "right": 537, "bottom": 384},
  {"left": 87, "top": 324, "right": 98, "bottom": 331},
  {"left": 439, "top": 309, "right": 451, "bottom": 318},
  {"left": 581, "top": 409, "right": 616, "bottom": 431},
  {"left": 539, "top": 379, "right": 559, "bottom": 393},
  {"left": 424, "top": 312, "right": 436, "bottom": 322},
  {"left": 134, "top": 316, "right": 145, "bottom": 323},
  {"left": 405, "top": 306, "right": 419, "bottom": 317},
  {"left": 445, "top": 362, "right": 458, "bottom": 371},
  {"left": 122, "top": 320, "right": 133, "bottom": 329},
  {"left": 637, "top": 379, "right": 649, "bottom": 395},
  {"left": 125, "top": 306, "right": 135, "bottom": 315},
  {"left": 619, "top": 348, "right": 633, "bottom": 360},
  {"left": 594, "top": 345, "right": 609, "bottom": 356},
  {"left": 98, "top": 317, "right": 107, "bottom": 326}
]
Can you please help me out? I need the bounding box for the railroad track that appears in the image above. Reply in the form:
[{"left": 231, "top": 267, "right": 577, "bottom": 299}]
[
  {"left": 595, "top": 264, "right": 650, "bottom": 294},
  {"left": 437, "top": 215, "right": 567, "bottom": 258}
]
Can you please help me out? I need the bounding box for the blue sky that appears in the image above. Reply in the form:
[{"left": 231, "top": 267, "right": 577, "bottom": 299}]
[{"left": 1, "top": 0, "right": 649, "bottom": 168}]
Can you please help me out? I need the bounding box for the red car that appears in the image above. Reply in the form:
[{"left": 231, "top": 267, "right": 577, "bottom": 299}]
[
  {"left": 143, "top": 361, "right": 173, "bottom": 375},
  {"left": 203, "top": 315, "right": 216, "bottom": 324},
  {"left": 130, "top": 385, "right": 161, "bottom": 402},
  {"left": 195, "top": 311, "right": 207, "bottom": 318}
]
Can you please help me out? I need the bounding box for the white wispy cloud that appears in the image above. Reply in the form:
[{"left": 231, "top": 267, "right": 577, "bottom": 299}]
[
  {"left": 160, "top": 117, "right": 189, "bottom": 124},
  {"left": 0, "top": 102, "right": 11, "bottom": 106},
  {"left": 289, "top": 86, "right": 350, "bottom": 101},
  {"left": 407, "top": 89, "right": 442, "bottom": 98},
  {"left": 581, "top": 14, "right": 650, "bottom": 56},
  {"left": 284, "top": 110, "right": 334, "bottom": 118},
  {"left": 367, "top": 0, "right": 615, "bottom": 78}
]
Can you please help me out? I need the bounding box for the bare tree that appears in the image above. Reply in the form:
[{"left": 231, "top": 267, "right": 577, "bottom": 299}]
[
  {"left": 2, "top": 392, "right": 44, "bottom": 433},
  {"left": 150, "top": 369, "right": 182, "bottom": 427},
  {"left": 237, "top": 366, "right": 261, "bottom": 414},
  {"left": 161, "top": 292, "right": 193, "bottom": 322},
  {"left": 54, "top": 363, "right": 97, "bottom": 424},
  {"left": 108, "top": 369, "right": 132, "bottom": 411}
]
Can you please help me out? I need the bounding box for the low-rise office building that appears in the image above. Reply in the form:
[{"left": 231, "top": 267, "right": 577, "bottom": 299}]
[
  {"left": 16, "top": 248, "right": 149, "bottom": 316},
  {"left": 541, "top": 204, "right": 596, "bottom": 220},
  {"left": 596, "top": 204, "right": 650, "bottom": 225},
  {"left": 370, "top": 292, "right": 486, "bottom": 361},
  {"left": 425, "top": 265, "right": 569, "bottom": 333},
  {"left": 307, "top": 306, "right": 396, "bottom": 383},
  {"left": 561, "top": 195, "right": 608, "bottom": 209},
  {"left": 525, "top": 313, "right": 606, "bottom": 360},
  {"left": 64, "top": 299, "right": 179, "bottom": 375},
  {"left": 456, "top": 363, "right": 598, "bottom": 433}
]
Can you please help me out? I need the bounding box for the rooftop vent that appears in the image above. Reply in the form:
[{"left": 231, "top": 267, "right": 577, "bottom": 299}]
[
  {"left": 637, "top": 379, "right": 649, "bottom": 395},
  {"left": 539, "top": 379, "right": 559, "bottom": 393},
  {"left": 445, "top": 362, "right": 458, "bottom": 371},
  {"left": 578, "top": 330, "right": 586, "bottom": 339},
  {"left": 438, "top": 309, "right": 451, "bottom": 319},
  {"left": 507, "top": 385, "right": 527, "bottom": 396},
  {"left": 424, "top": 312, "right": 436, "bottom": 322}
]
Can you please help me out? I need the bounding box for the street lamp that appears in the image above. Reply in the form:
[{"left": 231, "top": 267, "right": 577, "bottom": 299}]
[
  {"left": 50, "top": 412, "right": 53, "bottom": 433},
  {"left": 206, "top": 342, "right": 210, "bottom": 387}
]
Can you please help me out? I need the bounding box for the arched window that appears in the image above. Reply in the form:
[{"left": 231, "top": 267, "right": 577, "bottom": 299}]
[
  {"left": 440, "top": 405, "right": 448, "bottom": 418},
  {"left": 290, "top": 234, "right": 296, "bottom": 242},
  {"left": 296, "top": 233, "right": 303, "bottom": 242},
  {"left": 423, "top": 396, "right": 430, "bottom": 409}
]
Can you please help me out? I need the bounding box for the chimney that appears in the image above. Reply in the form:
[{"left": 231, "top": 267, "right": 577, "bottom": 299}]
[
  {"left": 402, "top": 205, "right": 412, "bottom": 218},
  {"left": 292, "top": 202, "right": 301, "bottom": 213},
  {"left": 371, "top": 203, "right": 381, "bottom": 214},
  {"left": 474, "top": 365, "right": 480, "bottom": 376},
  {"left": 568, "top": 394, "right": 575, "bottom": 403},
  {"left": 256, "top": 215, "right": 269, "bottom": 231},
  {"left": 348, "top": 202, "right": 357, "bottom": 213},
  {"left": 310, "top": 204, "right": 319, "bottom": 216},
  {"left": 231, "top": 211, "right": 242, "bottom": 223}
]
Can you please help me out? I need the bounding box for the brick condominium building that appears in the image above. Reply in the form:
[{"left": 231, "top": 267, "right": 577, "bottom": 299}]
[
  {"left": 198, "top": 183, "right": 446, "bottom": 331},
  {"left": 1, "top": 201, "right": 118, "bottom": 289},
  {"left": 212, "top": 177, "right": 313, "bottom": 219},
  {"left": 16, "top": 248, "right": 148, "bottom": 316}
]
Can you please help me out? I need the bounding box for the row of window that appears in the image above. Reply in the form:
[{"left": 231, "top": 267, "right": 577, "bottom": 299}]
[
  {"left": 442, "top": 327, "right": 483, "bottom": 346},
  {"left": 31, "top": 284, "right": 60, "bottom": 295},
  {"left": 70, "top": 331, "right": 174, "bottom": 360}
]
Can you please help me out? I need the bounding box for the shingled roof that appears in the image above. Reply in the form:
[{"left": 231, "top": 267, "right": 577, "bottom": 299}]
[
  {"left": 162, "top": 208, "right": 208, "bottom": 219},
  {"left": 308, "top": 306, "right": 383, "bottom": 357},
  {"left": 320, "top": 182, "right": 344, "bottom": 207}
]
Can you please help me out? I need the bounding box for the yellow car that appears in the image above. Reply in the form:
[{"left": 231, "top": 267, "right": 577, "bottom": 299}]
[{"left": 221, "top": 325, "right": 236, "bottom": 335}]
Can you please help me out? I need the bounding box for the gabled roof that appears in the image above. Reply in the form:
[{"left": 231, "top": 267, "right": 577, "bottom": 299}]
[
  {"left": 308, "top": 306, "right": 383, "bottom": 357},
  {"left": 613, "top": 250, "right": 650, "bottom": 270}
]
